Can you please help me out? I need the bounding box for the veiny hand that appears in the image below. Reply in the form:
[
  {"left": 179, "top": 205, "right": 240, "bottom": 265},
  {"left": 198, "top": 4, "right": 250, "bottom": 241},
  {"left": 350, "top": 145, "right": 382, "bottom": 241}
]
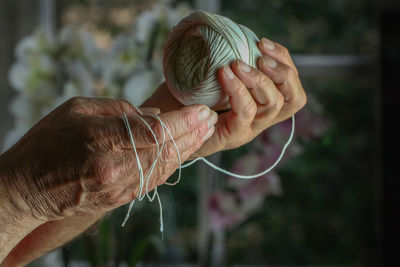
[{"left": 0, "top": 97, "right": 217, "bottom": 221}]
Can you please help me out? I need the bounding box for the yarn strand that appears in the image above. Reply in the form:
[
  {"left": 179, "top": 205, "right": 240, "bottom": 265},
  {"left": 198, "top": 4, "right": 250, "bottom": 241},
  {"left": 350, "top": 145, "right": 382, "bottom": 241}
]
[
  {"left": 121, "top": 11, "right": 297, "bottom": 236},
  {"left": 181, "top": 115, "right": 295, "bottom": 179},
  {"left": 120, "top": 105, "right": 295, "bottom": 234}
]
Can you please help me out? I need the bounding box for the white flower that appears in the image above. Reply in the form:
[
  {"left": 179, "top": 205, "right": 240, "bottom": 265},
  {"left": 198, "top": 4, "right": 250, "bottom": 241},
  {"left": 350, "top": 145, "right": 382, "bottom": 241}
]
[
  {"left": 59, "top": 26, "right": 102, "bottom": 71},
  {"left": 103, "top": 35, "right": 144, "bottom": 86},
  {"left": 8, "top": 62, "right": 31, "bottom": 92},
  {"left": 134, "top": 8, "right": 159, "bottom": 44},
  {"left": 66, "top": 61, "right": 93, "bottom": 96},
  {"left": 4, "top": 2, "right": 194, "bottom": 151},
  {"left": 15, "top": 35, "right": 39, "bottom": 59}
]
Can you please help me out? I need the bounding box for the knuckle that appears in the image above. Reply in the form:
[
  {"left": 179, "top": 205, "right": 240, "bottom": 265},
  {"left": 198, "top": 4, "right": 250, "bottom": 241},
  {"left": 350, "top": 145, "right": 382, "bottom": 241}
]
[
  {"left": 66, "top": 96, "right": 85, "bottom": 112},
  {"left": 194, "top": 125, "right": 206, "bottom": 139},
  {"left": 235, "top": 85, "right": 248, "bottom": 99},
  {"left": 281, "top": 45, "right": 290, "bottom": 57},
  {"left": 68, "top": 96, "right": 84, "bottom": 105},
  {"left": 269, "top": 93, "right": 284, "bottom": 113},
  {"left": 283, "top": 65, "right": 294, "bottom": 79},
  {"left": 163, "top": 144, "right": 177, "bottom": 161},
  {"left": 277, "top": 93, "right": 285, "bottom": 108},
  {"left": 149, "top": 120, "right": 163, "bottom": 144},
  {"left": 242, "top": 101, "right": 257, "bottom": 120},
  {"left": 258, "top": 73, "right": 273, "bottom": 89},
  {"left": 182, "top": 111, "right": 197, "bottom": 130},
  {"left": 117, "top": 99, "right": 136, "bottom": 113}
]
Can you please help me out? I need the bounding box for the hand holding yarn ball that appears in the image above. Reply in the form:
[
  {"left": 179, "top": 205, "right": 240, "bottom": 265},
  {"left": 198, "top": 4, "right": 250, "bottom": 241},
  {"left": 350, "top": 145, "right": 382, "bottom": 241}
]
[
  {"left": 143, "top": 11, "right": 306, "bottom": 158},
  {"left": 0, "top": 11, "right": 307, "bottom": 265}
]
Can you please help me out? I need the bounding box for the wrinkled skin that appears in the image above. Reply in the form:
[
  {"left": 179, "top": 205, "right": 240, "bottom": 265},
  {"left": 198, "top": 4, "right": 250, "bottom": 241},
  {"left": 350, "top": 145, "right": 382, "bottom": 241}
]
[
  {"left": 0, "top": 97, "right": 216, "bottom": 221},
  {"left": 0, "top": 38, "right": 306, "bottom": 266}
]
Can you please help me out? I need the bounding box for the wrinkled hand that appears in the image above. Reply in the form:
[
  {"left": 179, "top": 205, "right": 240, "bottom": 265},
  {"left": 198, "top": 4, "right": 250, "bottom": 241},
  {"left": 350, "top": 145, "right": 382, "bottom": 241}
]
[
  {"left": 143, "top": 38, "right": 306, "bottom": 158},
  {"left": 1, "top": 97, "right": 217, "bottom": 221}
]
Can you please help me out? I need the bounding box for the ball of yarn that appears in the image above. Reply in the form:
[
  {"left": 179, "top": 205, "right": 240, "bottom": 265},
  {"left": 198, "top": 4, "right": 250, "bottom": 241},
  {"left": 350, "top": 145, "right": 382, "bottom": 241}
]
[{"left": 163, "top": 11, "right": 262, "bottom": 108}]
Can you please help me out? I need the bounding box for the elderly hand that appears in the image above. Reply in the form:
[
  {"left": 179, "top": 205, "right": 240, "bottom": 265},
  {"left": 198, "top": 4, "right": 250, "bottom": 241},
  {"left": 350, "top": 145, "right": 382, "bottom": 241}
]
[
  {"left": 0, "top": 97, "right": 216, "bottom": 222},
  {"left": 143, "top": 38, "right": 306, "bottom": 158}
]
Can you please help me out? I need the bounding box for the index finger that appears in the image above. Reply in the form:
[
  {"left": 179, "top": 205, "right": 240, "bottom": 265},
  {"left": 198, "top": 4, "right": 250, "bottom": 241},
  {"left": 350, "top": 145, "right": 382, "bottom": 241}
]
[{"left": 97, "top": 104, "right": 214, "bottom": 149}]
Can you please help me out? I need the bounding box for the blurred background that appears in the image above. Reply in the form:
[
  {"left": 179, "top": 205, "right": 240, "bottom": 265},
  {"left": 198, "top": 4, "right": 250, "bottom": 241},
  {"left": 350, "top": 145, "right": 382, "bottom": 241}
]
[{"left": 0, "top": 0, "right": 388, "bottom": 266}]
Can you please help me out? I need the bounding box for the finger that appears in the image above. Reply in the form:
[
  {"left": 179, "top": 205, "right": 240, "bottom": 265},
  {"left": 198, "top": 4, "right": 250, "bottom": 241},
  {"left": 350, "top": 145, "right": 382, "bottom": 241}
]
[
  {"left": 132, "top": 125, "right": 215, "bottom": 189},
  {"left": 139, "top": 107, "right": 161, "bottom": 115},
  {"left": 258, "top": 37, "right": 298, "bottom": 76},
  {"left": 231, "top": 60, "right": 282, "bottom": 107},
  {"left": 149, "top": 104, "right": 215, "bottom": 142},
  {"left": 230, "top": 60, "right": 284, "bottom": 132},
  {"left": 67, "top": 97, "right": 140, "bottom": 116},
  {"left": 257, "top": 56, "right": 307, "bottom": 120},
  {"left": 218, "top": 65, "right": 257, "bottom": 132},
  {"left": 257, "top": 56, "right": 299, "bottom": 102},
  {"left": 157, "top": 126, "right": 216, "bottom": 186},
  {"left": 96, "top": 104, "right": 216, "bottom": 149},
  {"left": 158, "top": 122, "right": 215, "bottom": 164}
]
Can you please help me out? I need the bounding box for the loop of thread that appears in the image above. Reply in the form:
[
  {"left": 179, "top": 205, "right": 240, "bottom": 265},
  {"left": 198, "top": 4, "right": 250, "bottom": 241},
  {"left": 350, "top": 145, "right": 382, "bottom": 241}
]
[
  {"left": 121, "top": 104, "right": 294, "bottom": 236},
  {"left": 121, "top": 11, "right": 296, "bottom": 236}
]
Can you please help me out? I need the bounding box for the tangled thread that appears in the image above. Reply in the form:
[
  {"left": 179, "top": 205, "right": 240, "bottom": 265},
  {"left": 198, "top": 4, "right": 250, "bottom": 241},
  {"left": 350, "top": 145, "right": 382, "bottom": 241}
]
[
  {"left": 121, "top": 11, "right": 295, "bottom": 236},
  {"left": 121, "top": 105, "right": 294, "bottom": 237}
]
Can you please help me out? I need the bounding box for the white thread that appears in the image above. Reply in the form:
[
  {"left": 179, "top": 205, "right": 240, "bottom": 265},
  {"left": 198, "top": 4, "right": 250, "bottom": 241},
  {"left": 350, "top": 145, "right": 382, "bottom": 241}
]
[
  {"left": 120, "top": 106, "right": 295, "bottom": 235},
  {"left": 121, "top": 11, "right": 297, "bottom": 235},
  {"left": 181, "top": 115, "right": 295, "bottom": 179},
  {"left": 120, "top": 108, "right": 185, "bottom": 235}
]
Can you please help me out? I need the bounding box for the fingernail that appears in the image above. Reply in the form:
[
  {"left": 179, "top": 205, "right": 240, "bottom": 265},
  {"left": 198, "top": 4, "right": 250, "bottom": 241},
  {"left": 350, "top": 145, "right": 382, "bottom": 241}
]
[
  {"left": 262, "top": 37, "right": 275, "bottom": 50},
  {"left": 224, "top": 66, "right": 235, "bottom": 80},
  {"left": 239, "top": 61, "right": 251, "bottom": 73},
  {"left": 203, "top": 126, "right": 215, "bottom": 141},
  {"left": 262, "top": 56, "right": 278, "bottom": 69},
  {"left": 139, "top": 107, "right": 161, "bottom": 114},
  {"left": 207, "top": 110, "right": 218, "bottom": 128},
  {"left": 198, "top": 106, "right": 211, "bottom": 122}
]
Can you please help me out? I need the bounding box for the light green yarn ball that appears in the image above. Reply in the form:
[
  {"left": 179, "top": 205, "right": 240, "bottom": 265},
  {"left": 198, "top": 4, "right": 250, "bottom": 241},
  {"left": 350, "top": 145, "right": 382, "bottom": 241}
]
[{"left": 163, "top": 11, "right": 262, "bottom": 107}]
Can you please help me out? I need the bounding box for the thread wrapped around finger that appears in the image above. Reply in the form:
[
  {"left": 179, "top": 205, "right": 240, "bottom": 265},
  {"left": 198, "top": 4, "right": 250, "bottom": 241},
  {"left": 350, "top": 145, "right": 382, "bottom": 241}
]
[
  {"left": 121, "top": 11, "right": 296, "bottom": 236},
  {"left": 163, "top": 11, "right": 262, "bottom": 108}
]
